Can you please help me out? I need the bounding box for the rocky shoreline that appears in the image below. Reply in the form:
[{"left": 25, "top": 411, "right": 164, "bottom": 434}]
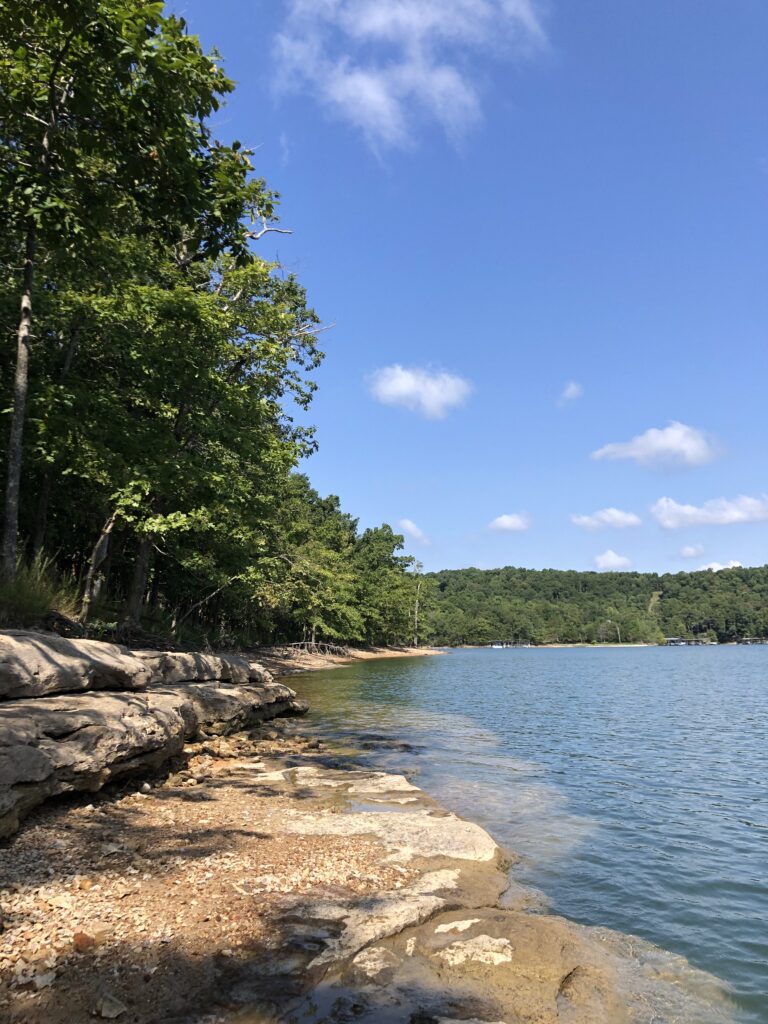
[
  {"left": 248, "top": 643, "right": 441, "bottom": 677},
  {"left": 0, "top": 633, "right": 731, "bottom": 1023}
]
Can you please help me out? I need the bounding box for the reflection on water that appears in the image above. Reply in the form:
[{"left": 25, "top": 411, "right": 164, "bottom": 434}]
[{"left": 293, "top": 647, "right": 768, "bottom": 1024}]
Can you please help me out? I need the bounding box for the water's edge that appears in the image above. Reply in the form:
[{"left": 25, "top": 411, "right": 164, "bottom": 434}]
[{"left": 286, "top": 647, "right": 766, "bottom": 1023}]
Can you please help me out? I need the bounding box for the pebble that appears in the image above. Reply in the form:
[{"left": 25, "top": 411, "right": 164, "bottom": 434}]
[{"left": 95, "top": 992, "right": 128, "bottom": 1018}]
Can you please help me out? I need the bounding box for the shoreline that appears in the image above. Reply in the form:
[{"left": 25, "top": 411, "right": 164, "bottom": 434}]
[
  {"left": 454, "top": 642, "right": 658, "bottom": 649},
  {"left": 0, "top": 717, "right": 730, "bottom": 1023},
  {"left": 0, "top": 633, "right": 732, "bottom": 1022},
  {"left": 447, "top": 641, "right": 745, "bottom": 649},
  {"left": 249, "top": 642, "right": 441, "bottom": 677}
]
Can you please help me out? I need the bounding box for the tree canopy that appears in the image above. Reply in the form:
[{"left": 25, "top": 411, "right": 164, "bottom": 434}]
[{"left": 0, "top": 0, "right": 423, "bottom": 647}]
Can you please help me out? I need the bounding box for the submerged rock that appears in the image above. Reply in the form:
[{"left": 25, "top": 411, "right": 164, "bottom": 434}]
[{"left": 259, "top": 765, "right": 735, "bottom": 1024}]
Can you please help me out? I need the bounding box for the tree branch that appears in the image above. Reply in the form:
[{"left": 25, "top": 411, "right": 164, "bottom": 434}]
[
  {"left": 173, "top": 574, "right": 243, "bottom": 632},
  {"left": 245, "top": 216, "right": 292, "bottom": 242}
]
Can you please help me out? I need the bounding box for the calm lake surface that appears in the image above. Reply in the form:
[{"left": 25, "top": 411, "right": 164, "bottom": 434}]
[{"left": 294, "top": 647, "right": 768, "bottom": 1023}]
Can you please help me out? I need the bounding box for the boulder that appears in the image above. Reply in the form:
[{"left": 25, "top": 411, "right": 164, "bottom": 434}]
[
  {"left": 247, "top": 661, "right": 273, "bottom": 685},
  {"left": 0, "top": 632, "right": 151, "bottom": 700}
]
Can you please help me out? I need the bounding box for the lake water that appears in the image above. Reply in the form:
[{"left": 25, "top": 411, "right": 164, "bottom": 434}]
[{"left": 292, "top": 647, "right": 768, "bottom": 1023}]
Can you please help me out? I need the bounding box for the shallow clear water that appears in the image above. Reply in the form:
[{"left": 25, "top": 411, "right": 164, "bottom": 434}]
[{"left": 293, "top": 647, "right": 768, "bottom": 1023}]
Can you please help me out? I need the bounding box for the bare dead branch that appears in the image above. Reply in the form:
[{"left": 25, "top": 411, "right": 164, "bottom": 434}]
[
  {"left": 245, "top": 216, "right": 293, "bottom": 242},
  {"left": 173, "top": 574, "right": 243, "bottom": 632},
  {"left": 295, "top": 321, "right": 335, "bottom": 337},
  {"left": 22, "top": 112, "right": 48, "bottom": 127}
]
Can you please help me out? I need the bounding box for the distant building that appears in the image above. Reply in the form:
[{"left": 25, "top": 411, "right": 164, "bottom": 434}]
[{"left": 664, "top": 636, "right": 718, "bottom": 646}]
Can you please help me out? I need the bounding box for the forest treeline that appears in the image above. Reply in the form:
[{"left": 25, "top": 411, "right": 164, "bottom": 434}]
[
  {"left": 0, "top": 1, "right": 421, "bottom": 647},
  {"left": 425, "top": 566, "right": 768, "bottom": 645}
]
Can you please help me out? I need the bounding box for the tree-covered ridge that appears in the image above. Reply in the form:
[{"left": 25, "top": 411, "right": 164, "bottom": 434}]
[
  {"left": 0, "top": 1, "right": 422, "bottom": 647},
  {"left": 425, "top": 565, "right": 768, "bottom": 645}
]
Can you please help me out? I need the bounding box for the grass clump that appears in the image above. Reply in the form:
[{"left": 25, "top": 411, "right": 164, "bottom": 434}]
[{"left": 0, "top": 555, "right": 79, "bottom": 628}]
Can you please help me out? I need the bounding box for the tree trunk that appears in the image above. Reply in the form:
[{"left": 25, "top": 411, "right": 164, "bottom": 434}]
[
  {"left": 124, "top": 536, "right": 153, "bottom": 627},
  {"left": 149, "top": 565, "right": 160, "bottom": 610},
  {"left": 31, "top": 471, "right": 51, "bottom": 558},
  {"left": 2, "top": 223, "right": 37, "bottom": 579},
  {"left": 32, "top": 320, "right": 84, "bottom": 559},
  {"left": 80, "top": 513, "right": 117, "bottom": 623},
  {"left": 99, "top": 523, "right": 119, "bottom": 596}
]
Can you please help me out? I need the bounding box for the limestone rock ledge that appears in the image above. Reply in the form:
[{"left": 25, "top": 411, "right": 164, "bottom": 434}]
[
  {"left": 0, "top": 631, "right": 272, "bottom": 700},
  {"left": 0, "top": 631, "right": 306, "bottom": 838}
]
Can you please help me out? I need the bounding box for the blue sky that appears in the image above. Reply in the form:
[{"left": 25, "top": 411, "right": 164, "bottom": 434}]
[{"left": 172, "top": 0, "right": 767, "bottom": 574}]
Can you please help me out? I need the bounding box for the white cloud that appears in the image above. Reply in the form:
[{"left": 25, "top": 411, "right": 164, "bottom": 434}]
[
  {"left": 591, "top": 421, "right": 719, "bottom": 469},
  {"left": 273, "top": 0, "right": 546, "bottom": 148},
  {"left": 558, "top": 380, "right": 583, "bottom": 405},
  {"left": 489, "top": 513, "right": 530, "bottom": 532},
  {"left": 680, "top": 544, "right": 704, "bottom": 559},
  {"left": 571, "top": 507, "right": 641, "bottom": 530},
  {"left": 398, "top": 517, "right": 431, "bottom": 545},
  {"left": 697, "top": 560, "right": 742, "bottom": 572},
  {"left": 594, "top": 549, "right": 632, "bottom": 571},
  {"left": 370, "top": 364, "right": 471, "bottom": 419},
  {"left": 651, "top": 494, "right": 768, "bottom": 529}
]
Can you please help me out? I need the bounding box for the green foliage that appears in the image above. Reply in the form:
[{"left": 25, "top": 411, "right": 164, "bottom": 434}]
[
  {"left": 0, "top": 0, "right": 264, "bottom": 257},
  {"left": 0, "top": 1, "right": 420, "bottom": 647},
  {"left": 424, "top": 566, "right": 768, "bottom": 645}
]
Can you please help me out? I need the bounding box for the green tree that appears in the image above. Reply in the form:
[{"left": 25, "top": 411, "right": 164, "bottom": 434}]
[{"left": 0, "top": 0, "right": 265, "bottom": 577}]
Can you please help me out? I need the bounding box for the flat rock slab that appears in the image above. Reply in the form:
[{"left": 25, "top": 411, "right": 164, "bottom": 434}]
[
  {"left": 217, "top": 763, "right": 733, "bottom": 1024},
  {"left": 0, "top": 632, "right": 152, "bottom": 700},
  {"left": 133, "top": 650, "right": 269, "bottom": 686},
  {"left": 0, "top": 631, "right": 276, "bottom": 701},
  {"left": 283, "top": 805, "right": 499, "bottom": 863},
  {"left": 317, "top": 903, "right": 736, "bottom": 1024},
  {"left": 0, "top": 630, "right": 307, "bottom": 834}
]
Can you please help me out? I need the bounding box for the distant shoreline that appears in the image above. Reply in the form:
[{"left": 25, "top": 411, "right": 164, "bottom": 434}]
[
  {"left": 451, "top": 641, "right": 738, "bottom": 649},
  {"left": 452, "top": 642, "right": 655, "bottom": 649}
]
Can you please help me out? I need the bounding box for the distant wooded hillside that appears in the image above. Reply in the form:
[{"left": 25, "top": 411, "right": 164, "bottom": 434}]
[{"left": 425, "top": 565, "right": 768, "bottom": 645}]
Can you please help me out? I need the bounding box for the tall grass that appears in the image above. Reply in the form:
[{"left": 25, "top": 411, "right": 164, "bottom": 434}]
[{"left": 0, "top": 554, "right": 79, "bottom": 628}]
